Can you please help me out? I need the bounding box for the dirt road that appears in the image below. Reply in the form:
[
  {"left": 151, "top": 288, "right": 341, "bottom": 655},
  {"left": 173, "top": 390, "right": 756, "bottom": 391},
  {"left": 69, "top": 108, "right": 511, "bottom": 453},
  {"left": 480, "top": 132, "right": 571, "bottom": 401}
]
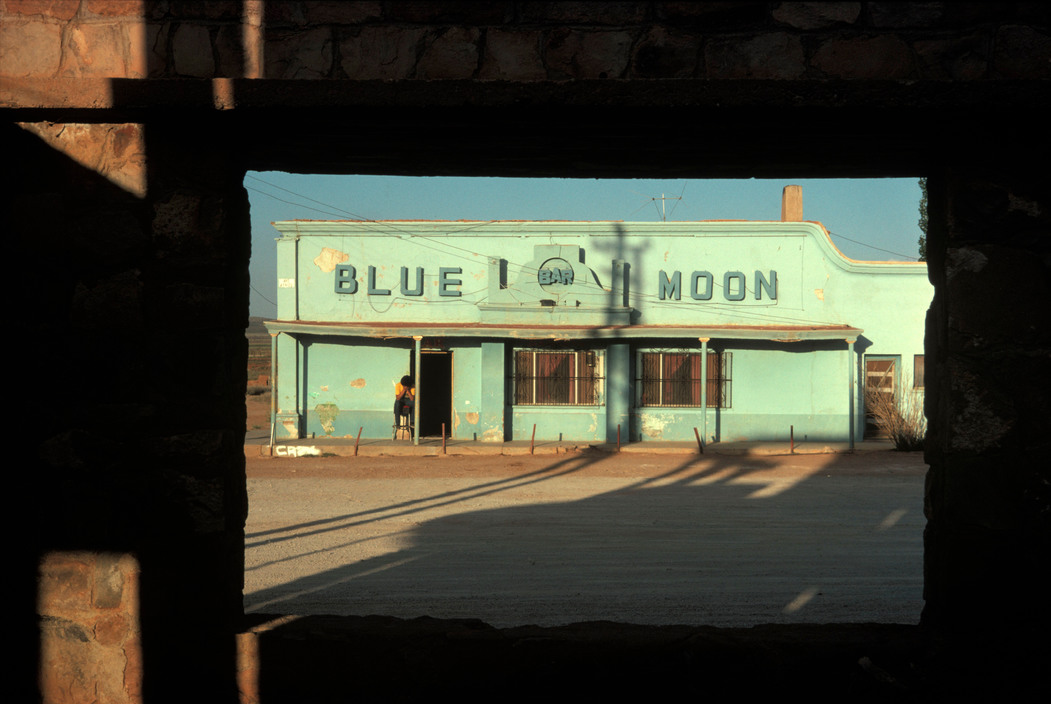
[{"left": 244, "top": 450, "right": 926, "bottom": 628}]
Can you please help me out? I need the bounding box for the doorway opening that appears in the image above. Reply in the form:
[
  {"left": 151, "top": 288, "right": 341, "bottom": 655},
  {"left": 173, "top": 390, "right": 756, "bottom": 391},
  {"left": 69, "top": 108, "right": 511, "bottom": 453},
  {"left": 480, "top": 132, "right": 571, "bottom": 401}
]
[{"left": 419, "top": 350, "right": 453, "bottom": 437}]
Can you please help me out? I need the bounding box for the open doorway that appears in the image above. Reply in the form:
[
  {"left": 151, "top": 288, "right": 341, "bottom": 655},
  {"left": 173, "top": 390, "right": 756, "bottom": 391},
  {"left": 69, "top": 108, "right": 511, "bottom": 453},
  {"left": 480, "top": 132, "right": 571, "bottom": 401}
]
[{"left": 419, "top": 350, "right": 452, "bottom": 437}]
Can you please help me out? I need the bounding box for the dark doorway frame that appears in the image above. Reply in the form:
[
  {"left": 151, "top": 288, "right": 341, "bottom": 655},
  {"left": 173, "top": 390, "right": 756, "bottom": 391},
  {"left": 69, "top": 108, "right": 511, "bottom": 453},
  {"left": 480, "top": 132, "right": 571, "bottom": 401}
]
[{"left": 420, "top": 350, "right": 453, "bottom": 438}]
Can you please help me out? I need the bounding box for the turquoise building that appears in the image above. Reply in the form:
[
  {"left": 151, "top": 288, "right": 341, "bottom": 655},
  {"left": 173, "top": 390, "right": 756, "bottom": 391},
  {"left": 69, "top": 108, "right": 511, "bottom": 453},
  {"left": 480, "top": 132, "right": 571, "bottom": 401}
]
[{"left": 265, "top": 195, "right": 930, "bottom": 446}]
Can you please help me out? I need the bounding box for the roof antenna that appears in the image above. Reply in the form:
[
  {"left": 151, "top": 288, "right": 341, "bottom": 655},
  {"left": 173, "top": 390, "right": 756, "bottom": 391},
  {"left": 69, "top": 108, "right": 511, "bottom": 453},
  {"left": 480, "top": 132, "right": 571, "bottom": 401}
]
[{"left": 631, "top": 182, "right": 688, "bottom": 221}]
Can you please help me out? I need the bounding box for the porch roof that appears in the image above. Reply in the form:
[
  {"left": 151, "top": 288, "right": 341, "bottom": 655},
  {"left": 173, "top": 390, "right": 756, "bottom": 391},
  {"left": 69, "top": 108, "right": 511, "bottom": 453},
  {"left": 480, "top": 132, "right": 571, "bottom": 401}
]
[{"left": 264, "top": 320, "right": 862, "bottom": 343}]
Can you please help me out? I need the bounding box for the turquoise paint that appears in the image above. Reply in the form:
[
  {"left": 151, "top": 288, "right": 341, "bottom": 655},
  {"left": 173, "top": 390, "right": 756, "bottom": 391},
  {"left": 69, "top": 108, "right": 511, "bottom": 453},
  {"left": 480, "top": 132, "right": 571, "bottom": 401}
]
[
  {"left": 450, "top": 343, "right": 481, "bottom": 439},
  {"left": 279, "top": 337, "right": 413, "bottom": 439},
  {"left": 605, "top": 343, "right": 631, "bottom": 443},
  {"left": 479, "top": 342, "right": 506, "bottom": 441},
  {"left": 512, "top": 407, "right": 605, "bottom": 442},
  {"left": 266, "top": 220, "right": 930, "bottom": 442}
]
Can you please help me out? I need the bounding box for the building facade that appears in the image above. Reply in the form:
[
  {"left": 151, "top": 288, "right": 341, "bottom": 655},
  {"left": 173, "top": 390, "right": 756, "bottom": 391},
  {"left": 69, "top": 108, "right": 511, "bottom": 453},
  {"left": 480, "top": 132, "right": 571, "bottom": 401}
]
[{"left": 266, "top": 198, "right": 930, "bottom": 446}]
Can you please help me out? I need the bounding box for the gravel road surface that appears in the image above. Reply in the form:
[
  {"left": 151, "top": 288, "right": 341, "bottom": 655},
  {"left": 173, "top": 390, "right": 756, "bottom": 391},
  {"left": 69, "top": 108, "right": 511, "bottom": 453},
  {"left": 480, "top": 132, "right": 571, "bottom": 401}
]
[{"left": 245, "top": 450, "right": 925, "bottom": 628}]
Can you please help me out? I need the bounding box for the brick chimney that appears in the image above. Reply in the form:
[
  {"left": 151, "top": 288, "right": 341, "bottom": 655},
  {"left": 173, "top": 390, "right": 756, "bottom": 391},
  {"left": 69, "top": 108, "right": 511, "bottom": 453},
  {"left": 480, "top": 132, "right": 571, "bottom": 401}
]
[{"left": 781, "top": 185, "right": 803, "bottom": 222}]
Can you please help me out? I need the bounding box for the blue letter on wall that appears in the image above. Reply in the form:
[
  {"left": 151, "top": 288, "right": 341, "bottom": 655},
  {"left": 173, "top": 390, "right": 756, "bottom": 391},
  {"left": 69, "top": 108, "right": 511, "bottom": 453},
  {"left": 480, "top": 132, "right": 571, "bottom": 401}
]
[
  {"left": 755, "top": 270, "right": 777, "bottom": 300},
  {"left": 690, "top": 271, "right": 713, "bottom": 300},
  {"left": 659, "top": 271, "right": 681, "bottom": 300},
  {"left": 335, "top": 264, "right": 357, "bottom": 294},
  {"left": 723, "top": 271, "right": 746, "bottom": 301},
  {"left": 368, "top": 266, "right": 391, "bottom": 295},
  {"left": 439, "top": 267, "right": 462, "bottom": 297},
  {"left": 401, "top": 266, "right": 424, "bottom": 296}
]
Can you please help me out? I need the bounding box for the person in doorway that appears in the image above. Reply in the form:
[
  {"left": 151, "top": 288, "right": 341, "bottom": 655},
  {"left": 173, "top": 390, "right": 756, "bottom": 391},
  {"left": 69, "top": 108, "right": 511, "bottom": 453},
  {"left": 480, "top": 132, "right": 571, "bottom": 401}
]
[{"left": 395, "top": 375, "right": 415, "bottom": 418}]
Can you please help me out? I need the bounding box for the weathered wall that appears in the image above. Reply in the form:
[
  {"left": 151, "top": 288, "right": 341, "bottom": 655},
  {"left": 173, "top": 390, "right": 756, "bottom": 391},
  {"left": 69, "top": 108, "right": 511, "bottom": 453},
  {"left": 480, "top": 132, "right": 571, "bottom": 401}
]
[{"left": 5, "top": 2, "right": 1049, "bottom": 701}]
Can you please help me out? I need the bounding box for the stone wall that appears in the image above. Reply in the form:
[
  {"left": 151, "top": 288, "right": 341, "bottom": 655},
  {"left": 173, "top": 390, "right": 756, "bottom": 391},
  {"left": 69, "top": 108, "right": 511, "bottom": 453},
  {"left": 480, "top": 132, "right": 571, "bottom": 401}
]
[
  {"left": 5, "top": 2, "right": 1049, "bottom": 702},
  {"left": 5, "top": 2, "right": 1049, "bottom": 84}
]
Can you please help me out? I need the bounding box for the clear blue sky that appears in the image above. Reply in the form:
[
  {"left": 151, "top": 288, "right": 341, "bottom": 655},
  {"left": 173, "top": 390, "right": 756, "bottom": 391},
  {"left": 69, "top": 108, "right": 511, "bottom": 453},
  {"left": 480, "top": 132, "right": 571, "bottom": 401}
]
[{"left": 245, "top": 174, "right": 925, "bottom": 318}]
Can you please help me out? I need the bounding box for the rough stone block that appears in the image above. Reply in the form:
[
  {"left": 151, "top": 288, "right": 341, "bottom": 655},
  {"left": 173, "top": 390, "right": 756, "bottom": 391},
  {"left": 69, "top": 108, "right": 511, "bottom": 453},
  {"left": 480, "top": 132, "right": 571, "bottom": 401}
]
[
  {"left": 265, "top": 26, "right": 333, "bottom": 78},
  {"left": 993, "top": 25, "right": 1051, "bottom": 78},
  {"left": 94, "top": 611, "right": 131, "bottom": 646},
  {"left": 39, "top": 554, "right": 93, "bottom": 613},
  {"left": 63, "top": 22, "right": 131, "bottom": 77},
  {"left": 772, "top": 2, "right": 861, "bottom": 30},
  {"left": 8, "top": 0, "right": 79, "bottom": 20},
  {"left": 84, "top": 0, "right": 146, "bottom": 17},
  {"left": 520, "top": 1, "right": 647, "bottom": 25},
  {"left": 388, "top": 0, "right": 512, "bottom": 24},
  {"left": 417, "top": 26, "right": 480, "bottom": 79},
  {"left": 215, "top": 23, "right": 246, "bottom": 77},
  {"left": 631, "top": 26, "right": 699, "bottom": 78},
  {"left": 0, "top": 19, "right": 62, "bottom": 77},
  {"left": 869, "top": 2, "right": 946, "bottom": 28},
  {"left": 340, "top": 26, "right": 426, "bottom": 79},
  {"left": 93, "top": 553, "right": 127, "bottom": 608},
  {"left": 145, "top": 21, "right": 168, "bottom": 77},
  {"left": 72, "top": 271, "right": 146, "bottom": 329},
  {"left": 914, "top": 35, "right": 989, "bottom": 79},
  {"left": 544, "top": 28, "right": 633, "bottom": 79},
  {"left": 811, "top": 35, "right": 914, "bottom": 79},
  {"left": 656, "top": 2, "right": 769, "bottom": 28},
  {"left": 480, "top": 28, "right": 545, "bottom": 80},
  {"left": 705, "top": 33, "right": 805, "bottom": 79},
  {"left": 173, "top": 21, "right": 215, "bottom": 76},
  {"left": 301, "top": 0, "right": 383, "bottom": 25}
]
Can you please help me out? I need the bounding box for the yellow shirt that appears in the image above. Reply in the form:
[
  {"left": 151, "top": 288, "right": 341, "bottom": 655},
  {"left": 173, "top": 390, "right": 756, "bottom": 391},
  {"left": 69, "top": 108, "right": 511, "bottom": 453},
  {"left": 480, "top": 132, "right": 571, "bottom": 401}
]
[{"left": 395, "top": 382, "right": 414, "bottom": 401}]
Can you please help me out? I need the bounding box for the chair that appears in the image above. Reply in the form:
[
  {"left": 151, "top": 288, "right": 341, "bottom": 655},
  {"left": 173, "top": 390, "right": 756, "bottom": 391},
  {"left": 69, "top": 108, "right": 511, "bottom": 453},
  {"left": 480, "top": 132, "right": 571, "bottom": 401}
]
[{"left": 393, "top": 400, "right": 414, "bottom": 440}]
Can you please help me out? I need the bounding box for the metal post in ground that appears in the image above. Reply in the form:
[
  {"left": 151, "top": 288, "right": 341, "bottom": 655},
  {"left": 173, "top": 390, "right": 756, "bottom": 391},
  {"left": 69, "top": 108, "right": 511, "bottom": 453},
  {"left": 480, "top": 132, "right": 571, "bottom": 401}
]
[
  {"left": 694, "top": 427, "right": 704, "bottom": 453},
  {"left": 354, "top": 427, "right": 362, "bottom": 456},
  {"left": 530, "top": 424, "right": 536, "bottom": 454}
]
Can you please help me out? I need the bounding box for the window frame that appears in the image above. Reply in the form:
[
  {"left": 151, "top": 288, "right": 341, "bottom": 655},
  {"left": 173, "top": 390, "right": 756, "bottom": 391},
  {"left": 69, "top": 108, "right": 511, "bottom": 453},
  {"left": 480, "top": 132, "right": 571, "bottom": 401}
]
[
  {"left": 513, "top": 348, "right": 604, "bottom": 406},
  {"left": 637, "top": 349, "right": 732, "bottom": 409},
  {"left": 865, "top": 355, "right": 900, "bottom": 397}
]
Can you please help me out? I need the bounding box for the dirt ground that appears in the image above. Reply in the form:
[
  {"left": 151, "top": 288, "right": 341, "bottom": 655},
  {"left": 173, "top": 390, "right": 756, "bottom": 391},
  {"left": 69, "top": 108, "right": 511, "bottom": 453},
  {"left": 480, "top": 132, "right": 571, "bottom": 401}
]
[
  {"left": 245, "top": 389, "right": 270, "bottom": 433},
  {"left": 244, "top": 448, "right": 927, "bottom": 629}
]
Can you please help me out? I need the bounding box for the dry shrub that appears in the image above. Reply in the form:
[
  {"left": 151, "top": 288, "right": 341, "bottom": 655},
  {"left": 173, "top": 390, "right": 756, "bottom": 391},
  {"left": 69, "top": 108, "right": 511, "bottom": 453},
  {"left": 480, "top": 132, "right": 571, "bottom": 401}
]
[{"left": 865, "top": 371, "right": 926, "bottom": 451}]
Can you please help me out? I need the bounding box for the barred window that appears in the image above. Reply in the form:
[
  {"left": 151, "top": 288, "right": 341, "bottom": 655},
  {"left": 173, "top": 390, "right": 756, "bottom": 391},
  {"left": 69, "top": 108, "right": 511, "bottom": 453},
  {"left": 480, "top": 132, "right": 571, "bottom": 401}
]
[
  {"left": 514, "top": 350, "right": 603, "bottom": 405},
  {"left": 638, "top": 351, "right": 731, "bottom": 408}
]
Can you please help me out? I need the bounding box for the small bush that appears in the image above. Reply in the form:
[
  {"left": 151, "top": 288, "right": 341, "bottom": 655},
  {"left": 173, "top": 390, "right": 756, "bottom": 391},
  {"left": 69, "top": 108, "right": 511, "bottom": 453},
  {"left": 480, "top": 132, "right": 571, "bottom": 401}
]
[{"left": 865, "top": 371, "right": 926, "bottom": 451}]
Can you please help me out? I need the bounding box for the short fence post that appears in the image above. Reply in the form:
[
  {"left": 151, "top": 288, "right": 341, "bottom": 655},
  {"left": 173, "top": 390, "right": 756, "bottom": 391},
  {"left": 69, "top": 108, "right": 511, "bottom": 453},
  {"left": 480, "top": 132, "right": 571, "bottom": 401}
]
[{"left": 530, "top": 424, "right": 536, "bottom": 455}]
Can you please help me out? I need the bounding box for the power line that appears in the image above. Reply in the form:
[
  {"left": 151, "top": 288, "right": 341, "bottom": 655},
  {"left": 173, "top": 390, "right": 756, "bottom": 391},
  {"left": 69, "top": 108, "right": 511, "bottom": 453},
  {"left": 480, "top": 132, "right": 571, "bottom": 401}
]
[{"left": 828, "top": 230, "right": 919, "bottom": 261}]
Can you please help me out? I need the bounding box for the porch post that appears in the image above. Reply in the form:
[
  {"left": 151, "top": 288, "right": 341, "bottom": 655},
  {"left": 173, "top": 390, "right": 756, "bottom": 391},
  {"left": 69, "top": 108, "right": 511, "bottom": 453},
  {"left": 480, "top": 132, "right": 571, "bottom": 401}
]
[
  {"left": 847, "top": 338, "right": 856, "bottom": 450},
  {"left": 699, "top": 337, "right": 709, "bottom": 446},
  {"left": 269, "top": 332, "right": 277, "bottom": 455},
  {"left": 413, "top": 335, "right": 422, "bottom": 446}
]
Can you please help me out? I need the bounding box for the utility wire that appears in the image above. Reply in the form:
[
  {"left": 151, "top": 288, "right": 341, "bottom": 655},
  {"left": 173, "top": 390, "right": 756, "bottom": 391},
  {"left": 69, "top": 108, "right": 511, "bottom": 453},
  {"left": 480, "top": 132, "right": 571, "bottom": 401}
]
[{"left": 828, "top": 230, "right": 919, "bottom": 261}]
